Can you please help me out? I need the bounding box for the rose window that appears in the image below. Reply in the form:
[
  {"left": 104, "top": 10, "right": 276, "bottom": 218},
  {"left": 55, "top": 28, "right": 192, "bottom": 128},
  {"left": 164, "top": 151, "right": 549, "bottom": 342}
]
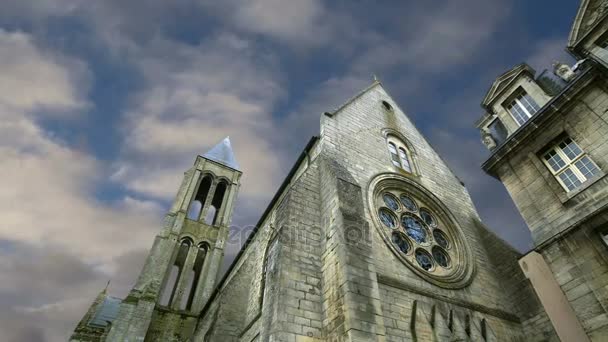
[{"left": 370, "top": 174, "right": 474, "bottom": 288}]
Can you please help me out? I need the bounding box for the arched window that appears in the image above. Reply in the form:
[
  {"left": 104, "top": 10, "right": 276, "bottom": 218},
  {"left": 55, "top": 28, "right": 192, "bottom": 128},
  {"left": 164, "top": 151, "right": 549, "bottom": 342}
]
[
  {"left": 387, "top": 136, "right": 413, "bottom": 173},
  {"left": 188, "top": 176, "right": 212, "bottom": 221},
  {"left": 205, "top": 181, "right": 227, "bottom": 225},
  {"left": 185, "top": 243, "right": 209, "bottom": 310},
  {"left": 388, "top": 142, "right": 401, "bottom": 167},
  {"left": 158, "top": 237, "right": 192, "bottom": 307},
  {"left": 398, "top": 148, "right": 411, "bottom": 172}
]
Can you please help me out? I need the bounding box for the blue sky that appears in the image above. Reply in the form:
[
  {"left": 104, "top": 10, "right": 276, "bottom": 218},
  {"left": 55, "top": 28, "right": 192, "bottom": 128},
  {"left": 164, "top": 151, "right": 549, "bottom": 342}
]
[{"left": 0, "top": 1, "right": 580, "bottom": 340}]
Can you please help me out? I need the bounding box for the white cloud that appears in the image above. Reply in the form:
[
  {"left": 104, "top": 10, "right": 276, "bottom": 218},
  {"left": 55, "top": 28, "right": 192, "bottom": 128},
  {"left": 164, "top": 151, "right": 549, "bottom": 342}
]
[
  {"left": 113, "top": 34, "right": 286, "bottom": 204},
  {"left": 0, "top": 29, "right": 89, "bottom": 115},
  {"left": 0, "top": 29, "right": 163, "bottom": 341},
  {"left": 199, "top": 0, "right": 335, "bottom": 47}
]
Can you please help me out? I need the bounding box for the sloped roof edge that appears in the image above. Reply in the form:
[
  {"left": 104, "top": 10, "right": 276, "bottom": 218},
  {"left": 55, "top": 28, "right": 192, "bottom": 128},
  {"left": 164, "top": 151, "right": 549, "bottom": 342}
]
[
  {"left": 202, "top": 136, "right": 240, "bottom": 171},
  {"left": 481, "top": 63, "right": 535, "bottom": 108}
]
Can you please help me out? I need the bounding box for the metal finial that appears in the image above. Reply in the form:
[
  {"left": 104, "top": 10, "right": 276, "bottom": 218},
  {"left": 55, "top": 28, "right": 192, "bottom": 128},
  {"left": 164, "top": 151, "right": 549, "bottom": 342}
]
[{"left": 373, "top": 74, "right": 378, "bottom": 82}]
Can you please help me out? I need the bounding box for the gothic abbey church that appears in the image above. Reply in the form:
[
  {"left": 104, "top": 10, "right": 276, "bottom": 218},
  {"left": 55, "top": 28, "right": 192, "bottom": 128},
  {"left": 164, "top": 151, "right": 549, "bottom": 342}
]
[{"left": 71, "top": 1, "right": 608, "bottom": 341}]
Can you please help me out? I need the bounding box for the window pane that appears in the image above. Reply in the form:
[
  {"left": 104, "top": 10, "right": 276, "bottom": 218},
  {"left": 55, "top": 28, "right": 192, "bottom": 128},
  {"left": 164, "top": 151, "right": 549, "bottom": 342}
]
[
  {"left": 398, "top": 148, "right": 412, "bottom": 172},
  {"left": 508, "top": 104, "right": 529, "bottom": 126},
  {"left": 559, "top": 138, "right": 583, "bottom": 161},
  {"left": 388, "top": 142, "right": 400, "bottom": 166},
  {"left": 575, "top": 156, "right": 599, "bottom": 180},
  {"left": 544, "top": 150, "right": 566, "bottom": 172},
  {"left": 402, "top": 216, "right": 427, "bottom": 244},
  {"left": 558, "top": 168, "right": 583, "bottom": 191},
  {"left": 521, "top": 92, "right": 540, "bottom": 113}
]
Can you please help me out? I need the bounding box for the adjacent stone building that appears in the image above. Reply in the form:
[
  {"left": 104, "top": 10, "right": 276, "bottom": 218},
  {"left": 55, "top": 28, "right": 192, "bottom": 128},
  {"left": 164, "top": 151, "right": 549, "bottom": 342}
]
[
  {"left": 70, "top": 1, "right": 608, "bottom": 341},
  {"left": 475, "top": 1, "right": 608, "bottom": 341}
]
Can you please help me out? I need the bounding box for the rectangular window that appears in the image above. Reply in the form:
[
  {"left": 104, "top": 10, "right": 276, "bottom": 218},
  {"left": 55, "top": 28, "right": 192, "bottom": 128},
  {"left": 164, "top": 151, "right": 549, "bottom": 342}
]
[
  {"left": 542, "top": 137, "right": 600, "bottom": 192},
  {"left": 505, "top": 89, "right": 541, "bottom": 126}
]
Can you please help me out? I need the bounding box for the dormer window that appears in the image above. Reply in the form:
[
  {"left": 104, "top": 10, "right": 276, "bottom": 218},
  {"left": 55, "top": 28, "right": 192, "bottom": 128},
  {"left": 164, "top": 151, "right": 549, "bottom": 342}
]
[
  {"left": 505, "top": 88, "right": 540, "bottom": 126},
  {"left": 387, "top": 136, "right": 412, "bottom": 173},
  {"left": 542, "top": 136, "right": 600, "bottom": 192}
]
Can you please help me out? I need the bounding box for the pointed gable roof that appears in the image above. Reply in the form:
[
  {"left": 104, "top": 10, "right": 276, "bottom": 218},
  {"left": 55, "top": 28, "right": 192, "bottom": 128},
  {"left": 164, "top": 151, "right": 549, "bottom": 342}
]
[
  {"left": 325, "top": 80, "right": 382, "bottom": 117},
  {"left": 481, "top": 63, "right": 535, "bottom": 108},
  {"left": 203, "top": 137, "right": 240, "bottom": 171},
  {"left": 568, "top": 0, "right": 608, "bottom": 48}
]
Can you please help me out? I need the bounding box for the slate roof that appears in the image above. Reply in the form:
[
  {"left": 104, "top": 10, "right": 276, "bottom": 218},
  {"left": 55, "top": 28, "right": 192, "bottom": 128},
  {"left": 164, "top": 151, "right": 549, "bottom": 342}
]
[
  {"left": 203, "top": 137, "right": 240, "bottom": 171},
  {"left": 89, "top": 296, "right": 122, "bottom": 328}
]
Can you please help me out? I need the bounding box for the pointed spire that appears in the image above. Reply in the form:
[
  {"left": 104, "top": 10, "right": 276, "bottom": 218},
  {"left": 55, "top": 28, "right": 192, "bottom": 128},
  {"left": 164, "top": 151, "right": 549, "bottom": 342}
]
[
  {"left": 103, "top": 279, "right": 111, "bottom": 294},
  {"left": 202, "top": 136, "right": 240, "bottom": 171}
]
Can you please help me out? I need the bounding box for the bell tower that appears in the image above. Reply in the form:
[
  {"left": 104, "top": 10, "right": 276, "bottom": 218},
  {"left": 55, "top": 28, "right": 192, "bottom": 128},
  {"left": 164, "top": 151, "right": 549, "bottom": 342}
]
[{"left": 105, "top": 137, "right": 241, "bottom": 341}]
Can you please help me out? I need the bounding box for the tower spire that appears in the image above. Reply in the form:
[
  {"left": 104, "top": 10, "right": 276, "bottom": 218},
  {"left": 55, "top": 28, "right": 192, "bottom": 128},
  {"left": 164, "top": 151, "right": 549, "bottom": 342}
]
[{"left": 202, "top": 136, "right": 240, "bottom": 170}]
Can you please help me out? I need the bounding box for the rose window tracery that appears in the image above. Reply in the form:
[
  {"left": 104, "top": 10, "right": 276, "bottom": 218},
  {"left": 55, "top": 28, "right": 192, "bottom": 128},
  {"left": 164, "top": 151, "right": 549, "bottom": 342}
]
[{"left": 370, "top": 174, "right": 474, "bottom": 288}]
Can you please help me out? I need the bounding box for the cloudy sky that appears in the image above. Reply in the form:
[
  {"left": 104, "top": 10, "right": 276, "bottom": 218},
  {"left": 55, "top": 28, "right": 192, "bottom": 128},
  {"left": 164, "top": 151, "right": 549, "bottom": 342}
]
[{"left": 0, "top": 0, "right": 579, "bottom": 341}]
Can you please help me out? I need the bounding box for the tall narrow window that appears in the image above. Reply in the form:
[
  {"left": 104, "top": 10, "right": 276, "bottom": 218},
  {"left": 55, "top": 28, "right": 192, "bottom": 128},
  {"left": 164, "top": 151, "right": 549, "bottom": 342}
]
[
  {"left": 388, "top": 142, "right": 401, "bottom": 167},
  {"left": 185, "top": 243, "right": 208, "bottom": 310},
  {"left": 542, "top": 136, "right": 600, "bottom": 191},
  {"left": 205, "top": 182, "right": 227, "bottom": 225},
  {"left": 188, "top": 176, "right": 212, "bottom": 221},
  {"left": 159, "top": 238, "right": 191, "bottom": 306},
  {"left": 505, "top": 89, "right": 540, "bottom": 126},
  {"left": 398, "top": 148, "right": 412, "bottom": 172},
  {"left": 387, "top": 136, "right": 413, "bottom": 173}
]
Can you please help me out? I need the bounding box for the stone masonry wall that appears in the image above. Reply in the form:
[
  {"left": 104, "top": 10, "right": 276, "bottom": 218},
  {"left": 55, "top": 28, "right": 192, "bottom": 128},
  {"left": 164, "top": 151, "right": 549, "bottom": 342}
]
[
  {"left": 491, "top": 73, "right": 608, "bottom": 339},
  {"left": 495, "top": 77, "right": 608, "bottom": 244},
  {"left": 195, "top": 81, "right": 551, "bottom": 341},
  {"left": 195, "top": 152, "right": 324, "bottom": 341},
  {"left": 541, "top": 220, "right": 608, "bottom": 340},
  {"left": 319, "top": 82, "right": 540, "bottom": 338}
]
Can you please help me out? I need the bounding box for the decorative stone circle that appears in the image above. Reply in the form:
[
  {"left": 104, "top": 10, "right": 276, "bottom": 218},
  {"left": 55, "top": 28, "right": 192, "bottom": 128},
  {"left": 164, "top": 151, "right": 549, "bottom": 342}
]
[{"left": 368, "top": 173, "right": 475, "bottom": 288}]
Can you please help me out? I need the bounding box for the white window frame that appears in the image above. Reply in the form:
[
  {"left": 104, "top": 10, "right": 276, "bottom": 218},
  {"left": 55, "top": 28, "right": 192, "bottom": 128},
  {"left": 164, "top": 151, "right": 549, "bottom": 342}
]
[
  {"left": 387, "top": 136, "right": 413, "bottom": 173},
  {"left": 541, "top": 137, "right": 600, "bottom": 192},
  {"left": 505, "top": 89, "right": 540, "bottom": 126}
]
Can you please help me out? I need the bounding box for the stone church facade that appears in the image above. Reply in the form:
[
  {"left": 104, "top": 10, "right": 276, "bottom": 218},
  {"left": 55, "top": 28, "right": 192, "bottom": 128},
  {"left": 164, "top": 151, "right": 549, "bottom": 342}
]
[{"left": 70, "top": 1, "right": 608, "bottom": 341}]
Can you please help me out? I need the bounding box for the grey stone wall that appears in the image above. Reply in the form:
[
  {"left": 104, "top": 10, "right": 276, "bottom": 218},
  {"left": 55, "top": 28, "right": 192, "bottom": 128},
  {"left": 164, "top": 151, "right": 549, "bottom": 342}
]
[
  {"left": 487, "top": 70, "right": 608, "bottom": 340},
  {"left": 195, "top": 82, "right": 549, "bottom": 341},
  {"left": 541, "top": 222, "right": 608, "bottom": 339},
  {"left": 494, "top": 77, "right": 608, "bottom": 244},
  {"left": 319, "top": 83, "right": 539, "bottom": 333},
  {"left": 195, "top": 152, "right": 324, "bottom": 341}
]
